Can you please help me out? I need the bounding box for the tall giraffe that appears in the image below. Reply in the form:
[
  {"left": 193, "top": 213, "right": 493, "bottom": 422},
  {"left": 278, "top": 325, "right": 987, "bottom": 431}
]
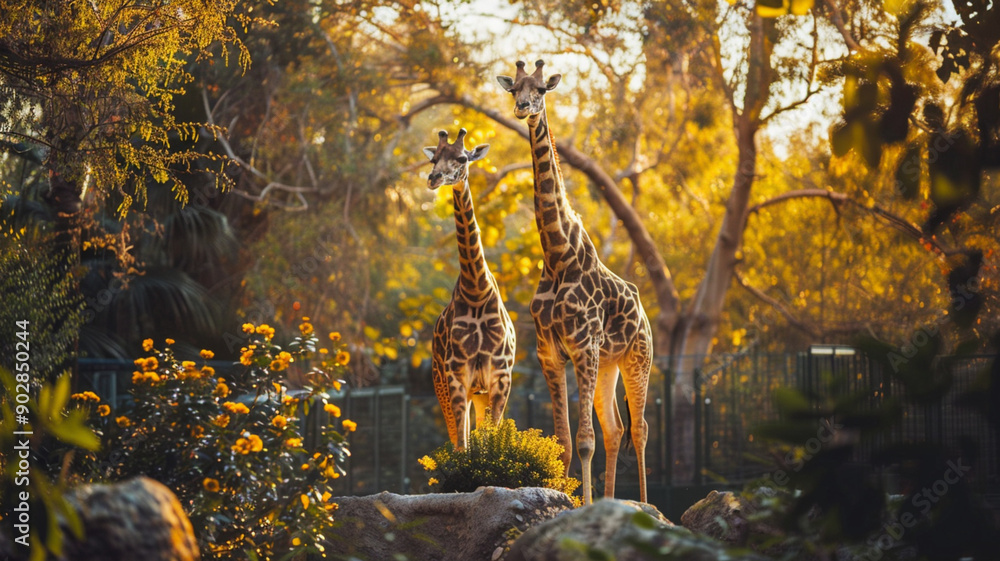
[
  {"left": 497, "top": 60, "right": 653, "bottom": 504},
  {"left": 423, "top": 128, "right": 516, "bottom": 450}
]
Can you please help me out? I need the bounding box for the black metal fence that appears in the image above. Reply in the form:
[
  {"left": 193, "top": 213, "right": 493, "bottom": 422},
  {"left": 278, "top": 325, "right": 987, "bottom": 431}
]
[{"left": 79, "top": 351, "right": 998, "bottom": 510}]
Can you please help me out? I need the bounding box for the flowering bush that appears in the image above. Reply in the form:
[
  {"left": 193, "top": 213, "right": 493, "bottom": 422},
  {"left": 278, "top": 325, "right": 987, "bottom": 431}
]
[
  {"left": 77, "top": 320, "right": 354, "bottom": 561},
  {"left": 418, "top": 417, "right": 580, "bottom": 504}
]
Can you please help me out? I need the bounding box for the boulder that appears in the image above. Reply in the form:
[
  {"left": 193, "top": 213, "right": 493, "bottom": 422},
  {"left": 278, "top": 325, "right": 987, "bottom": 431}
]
[
  {"left": 62, "top": 476, "right": 200, "bottom": 561},
  {"left": 508, "top": 498, "right": 768, "bottom": 561},
  {"left": 328, "top": 486, "right": 574, "bottom": 561},
  {"left": 680, "top": 489, "right": 776, "bottom": 545}
]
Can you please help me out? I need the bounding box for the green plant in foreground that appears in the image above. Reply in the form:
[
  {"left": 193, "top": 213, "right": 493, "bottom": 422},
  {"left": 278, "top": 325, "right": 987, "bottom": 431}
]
[
  {"left": 76, "top": 319, "right": 354, "bottom": 561},
  {"left": 419, "top": 417, "right": 580, "bottom": 504}
]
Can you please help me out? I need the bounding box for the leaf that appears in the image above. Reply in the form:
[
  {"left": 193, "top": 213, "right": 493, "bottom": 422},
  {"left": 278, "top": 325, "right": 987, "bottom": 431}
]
[
  {"left": 773, "top": 387, "right": 811, "bottom": 416},
  {"left": 895, "top": 144, "right": 922, "bottom": 199},
  {"left": 47, "top": 411, "right": 101, "bottom": 451}
]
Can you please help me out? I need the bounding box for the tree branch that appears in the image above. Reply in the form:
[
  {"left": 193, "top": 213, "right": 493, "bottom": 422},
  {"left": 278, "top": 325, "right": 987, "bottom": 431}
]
[
  {"left": 823, "top": 0, "right": 862, "bottom": 52},
  {"left": 733, "top": 270, "right": 822, "bottom": 338}
]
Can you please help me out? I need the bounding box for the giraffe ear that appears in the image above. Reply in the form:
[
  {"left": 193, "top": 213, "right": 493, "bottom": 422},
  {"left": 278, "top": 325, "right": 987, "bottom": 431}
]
[
  {"left": 546, "top": 74, "right": 562, "bottom": 91},
  {"left": 496, "top": 75, "right": 515, "bottom": 92},
  {"left": 422, "top": 147, "right": 437, "bottom": 160},
  {"left": 467, "top": 144, "right": 490, "bottom": 162}
]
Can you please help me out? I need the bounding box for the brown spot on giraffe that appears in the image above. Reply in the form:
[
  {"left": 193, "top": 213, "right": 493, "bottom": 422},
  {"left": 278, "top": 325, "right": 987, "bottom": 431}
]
[
  {"left": 423, "top": 128, "right": 517, "bottom": 450},
  {"left": 498, "top": 60, "right": 654, "bottom": 505}
]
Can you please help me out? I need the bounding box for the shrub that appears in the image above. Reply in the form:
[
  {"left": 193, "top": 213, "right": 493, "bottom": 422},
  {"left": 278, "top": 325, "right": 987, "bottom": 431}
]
[
  {"left": 76, "top": 319, "right": 354, "bottom": 561},
  {"left": 418, "top": 417, "right": 580, "bottom": 503}
]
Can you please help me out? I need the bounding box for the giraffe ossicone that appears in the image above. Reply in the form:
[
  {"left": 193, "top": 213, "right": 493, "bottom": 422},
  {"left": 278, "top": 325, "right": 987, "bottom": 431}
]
[
  {"left": 496, "top": 60, "right": 654, "bottom": 505},
  {"left": 423, "top": 128, "right": 517, "bottom": 451}
]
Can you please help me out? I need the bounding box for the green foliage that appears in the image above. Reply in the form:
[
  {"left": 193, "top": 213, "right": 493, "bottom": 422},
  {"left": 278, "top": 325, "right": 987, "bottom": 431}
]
[
  {"left": 752, "top": 344, "right": 999, "bottom": 559},
  {"left": 418, "top": 417, "right": 580, "bottom": 501},
  {"left": 0, "top": 371, "right": 99, "bottom": 561},
  {"left": 0, "top": 228, "right": 83, "bottom": 383},
  {"left": 75, "top": 320, "right": 353, "bottom": 561}
]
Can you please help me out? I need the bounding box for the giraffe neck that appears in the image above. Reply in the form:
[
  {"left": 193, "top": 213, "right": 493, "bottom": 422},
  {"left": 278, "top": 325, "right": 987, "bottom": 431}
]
[
  {"left": 452, "top": 178, "right": 493, "bottom": 302},
  {"left": 526, "top": 109, "right": 592, "bottom": 272}
]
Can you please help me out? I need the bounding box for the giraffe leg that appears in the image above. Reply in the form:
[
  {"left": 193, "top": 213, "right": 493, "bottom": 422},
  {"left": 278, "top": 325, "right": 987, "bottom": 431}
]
[
  {"left": 594, "top": 364, "right": 623, "bottom": 499},
  {"left": 488, "top": 360, "right": 512, "bottom": 424},
  {"left": 537, "top": 341, "right": 571, "bottom": 477},
  {"left": 451, "top": 380, "right": 470, "bottom": 450},
  {"left": 621, "top": 347, "right": 652, "bottom": 503},
  {"left": 571, "top": 343, "right": 600, "bottom": 505},
  {"left": 433, "top": 357, "right": 458, "bottom": 446}
]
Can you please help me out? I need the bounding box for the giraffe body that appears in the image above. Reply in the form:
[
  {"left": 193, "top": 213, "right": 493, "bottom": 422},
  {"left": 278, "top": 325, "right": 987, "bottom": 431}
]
[
  {"left": 424, "top": 129, "right": 516, "bottom": 449},
  {"left": 498, "top": 61, "right": 653, "bottom": 504}
]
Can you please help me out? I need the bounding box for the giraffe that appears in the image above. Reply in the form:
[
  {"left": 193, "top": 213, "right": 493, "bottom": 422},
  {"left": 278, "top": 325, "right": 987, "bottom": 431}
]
[
  {"left": 497, "top": 60, "right": 653, "bottom": 504},
  {"left": 423, "top": 128, "right": 517, "bottom": 450}
]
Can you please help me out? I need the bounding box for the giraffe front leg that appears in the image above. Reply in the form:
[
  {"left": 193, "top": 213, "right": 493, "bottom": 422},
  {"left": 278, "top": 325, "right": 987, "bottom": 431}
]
[
  {"left": 571, "top": 343, "right": 601, "bottom": 506},
  {"left": 450, "top": 380, "right": 470, "bottom": 450},
  {"left": 471, "top": 392, "right": 489, "bottom": 429},
  {"left": 595, "top": 364, "right": 624, "bottom": 500},
  {"left": 537, "top": 340, "right": 571, "bottom": 478},
  {"left": 488, "top": 357, "right": 512, "bottom": 424}
]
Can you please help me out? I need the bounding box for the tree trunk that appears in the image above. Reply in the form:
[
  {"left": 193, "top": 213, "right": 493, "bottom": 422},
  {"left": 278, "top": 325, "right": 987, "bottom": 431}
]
[
  {"left": 42, "top": 168, "right": 83, "bottom": 385},
  {"left": 669, "top": 14, "right": 773, "bottom": 484}
]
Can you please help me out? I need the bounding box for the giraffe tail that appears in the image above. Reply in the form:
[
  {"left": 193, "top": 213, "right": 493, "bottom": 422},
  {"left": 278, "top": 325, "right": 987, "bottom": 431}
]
[{"left": 622, "top": 394, "right": 634, "bottom": 454}]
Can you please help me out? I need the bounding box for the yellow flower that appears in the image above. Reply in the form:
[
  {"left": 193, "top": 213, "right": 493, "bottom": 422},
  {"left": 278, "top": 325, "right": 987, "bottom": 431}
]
[
  {"left": 72, "top": 391, "right": 101, "bottom": 402},
  {"left": 271, "top": 415, "right": 288, "bottom": 429},
  {"left": 335, "top": 350, "right": 350, "bottom": 366},
  {"left": 165, "top": 338, "right": 175, "bottom": 345},
  {"left": 342, "top": 419, "right": 357, "bottom": 432},
  {"left": 131, "top": 372, "right": 143, "bottom": 384},
  {"left": 142, "top": 357, "right": 159, "bottom": 372},
  {"left": 200, "top": 349, "right": 214, "bottom": 360},
  {"left": 285, "top": 437, "right": 303, "bottom": 448},
  {"left": 319, "top": 348, "right": 329, "bottom": 354},
  {"left": 299, "top": 322, "right": 314, "bottom": 336},
  {"left": 324, "top": 403, "right": 341, "bottom": 417},
  {"left": 242, "top": 323, "right": 255, "bottom": 333},
  {"left": 116, "top": 416, "right": 131, "bottom": 428},
  {"left": 239, "top": 349, "right": 254, "bottom": 366},
  {"left": 418, "top": 455, "right": 437, "bottom": 471},
  {"left": 182, "top": 360, "right": 197, "bottom": 372},
  {"left": 333, "top": 380, "right": 343, "bottom": 391},
  {"left": 328, "top": 332, "right": 341, "bottom": 342},
  {"left": 270, "top": 359, "right": 287, "bottom": 372},
  {"left": 300, "top": 494, "right": 310, "bottom": 509},
  {"left": 202, "top": 366, "right": 215, "bottom": 377},
  {"left": 191, "top": 425, "right": 205, "bottom": 438},
  {"left": 213, "top": 414, "right": 230, "bottom": 428},
  {"left": 282, "top": 395, "right": 299, "bottom": 406},
  {"left": 324, "top": 465, "right": 339, "bottom": 479},
  {"left": 232, "top": 434, "right": 263, "bottom": 454},
  {"left": 203, "top": 478, "right": 220, "bottom": 492},
  {"left": 97, "top": 404, "right": 111, "bottom": 417},
  {"left": 223, "top": 402, "right": 250, "bottom": 414},
  {"left": 256, "top": 324, "right": 275, "bottom": 339},
  {"left": 292, "top": 537, "right": 302, "bottom": 547},
  {"left": 213, "top": 381, "right": 230, "bottom": 398},
  {"left": 301, "top": 463, "right": 311, "bottom": 471},
  {"left": 428, "top": 477, "right": 439, "bottom": 486},
  {"left": 142, "top": 338, "right": 154, "bottom": 352}
]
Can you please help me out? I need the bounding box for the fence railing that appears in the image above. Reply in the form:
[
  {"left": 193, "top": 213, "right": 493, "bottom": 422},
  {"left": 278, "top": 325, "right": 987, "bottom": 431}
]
[{"left": 79, "top": 351, "right": 998, "bottom": 503}]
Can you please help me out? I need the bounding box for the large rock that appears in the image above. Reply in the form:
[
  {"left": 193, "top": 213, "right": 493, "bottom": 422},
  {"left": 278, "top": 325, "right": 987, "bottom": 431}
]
[
  {"left": 62, "top": 477, "right": 200, "bottom": 561},
  {"left": 329, "top": 486, "right": 574, "bottom": 561},
  {"left": 508, "top": 498, "right": 768, "bottom": 561},
  {"left": 680, "top": 489, "right": 779, "bottom": 545}
]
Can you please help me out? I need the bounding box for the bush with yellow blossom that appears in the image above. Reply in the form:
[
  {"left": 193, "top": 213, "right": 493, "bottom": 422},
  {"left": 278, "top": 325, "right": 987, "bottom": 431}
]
[
  {"left": 418, "top": 417, "right": 581, "bottom": 505},
  {"left": 80, "top": 320, "right": 352, "bottom": 561}
]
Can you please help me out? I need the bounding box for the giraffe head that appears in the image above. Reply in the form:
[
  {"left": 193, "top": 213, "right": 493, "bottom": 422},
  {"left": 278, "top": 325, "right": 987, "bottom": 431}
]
[
  {"left": 423, "top": 128, "right": 490, "bottom": 190},
  {"left": 496, "top": 60, "right": 562, "bottom": 119}
]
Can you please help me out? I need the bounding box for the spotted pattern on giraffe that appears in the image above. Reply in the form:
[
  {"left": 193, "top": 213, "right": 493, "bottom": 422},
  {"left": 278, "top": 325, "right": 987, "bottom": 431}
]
[
  {"left": 498, "top": 60, "right": 653, "bottom": 506},
  {"left": 424, "top": 128, "right": 516, "bottom": 450}
]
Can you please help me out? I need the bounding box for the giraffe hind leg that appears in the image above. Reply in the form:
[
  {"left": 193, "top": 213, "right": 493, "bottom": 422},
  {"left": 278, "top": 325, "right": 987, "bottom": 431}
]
[{"left": 620, "top": 350, "right": 651, "bottom": 503}]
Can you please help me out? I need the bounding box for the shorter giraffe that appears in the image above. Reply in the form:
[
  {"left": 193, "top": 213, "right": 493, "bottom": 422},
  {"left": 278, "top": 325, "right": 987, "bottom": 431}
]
[{"left": 424, "top": 128, "right": 517, "bottom": 449}]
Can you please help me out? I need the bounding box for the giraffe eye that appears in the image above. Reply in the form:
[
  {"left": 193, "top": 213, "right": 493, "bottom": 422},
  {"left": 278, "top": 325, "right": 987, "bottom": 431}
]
[
  {"left": 457, "top": 156, "right": 468, "bottom": 164},
  {"left": 430, "top": 159, "right": 438, "bottom": 165},
  {"left": 537, "top": 87, "right": 547, "bottom": 94}
]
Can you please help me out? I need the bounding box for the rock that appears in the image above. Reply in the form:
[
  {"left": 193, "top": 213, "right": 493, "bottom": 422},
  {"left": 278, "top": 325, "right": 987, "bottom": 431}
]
[
  {"left": 328, "top": 486, "right": 574, "bottom": 561},
  {"left": 63, "top": 476, "right": 200, "bottom": 561},
  {"left": 508, "top": 498, "right": 767, "bottom": 561},
  {"left": 682, "top": 488, "right": 799, "bottom": 558}
]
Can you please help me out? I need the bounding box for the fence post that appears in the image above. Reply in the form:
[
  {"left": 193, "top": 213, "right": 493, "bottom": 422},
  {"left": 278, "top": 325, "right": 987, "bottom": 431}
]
[
  {"left": 693, "top": 366, "right": 703, "bottom": 487},
  {"left": 401, "top": 393, "right": 409, "bottom": 493}
]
